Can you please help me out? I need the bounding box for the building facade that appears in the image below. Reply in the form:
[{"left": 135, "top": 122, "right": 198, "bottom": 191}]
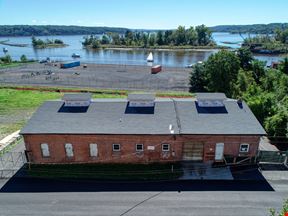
[{"left": 21, "top": 93, "right": 266, "bottom": 164}]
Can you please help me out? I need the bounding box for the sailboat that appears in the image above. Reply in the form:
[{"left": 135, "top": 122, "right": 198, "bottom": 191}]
[{"left": 147, "top": 52, "right": 153, "bottom": 62}]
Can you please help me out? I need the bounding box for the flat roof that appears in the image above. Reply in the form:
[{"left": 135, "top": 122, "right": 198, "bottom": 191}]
[{"left": 20, "top": 97, "right": 266, "bottom": 135}]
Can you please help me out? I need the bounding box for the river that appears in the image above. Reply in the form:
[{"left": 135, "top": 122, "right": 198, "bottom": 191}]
[{"left": 0, "top": 33, "right": 283, "bottom": 67}]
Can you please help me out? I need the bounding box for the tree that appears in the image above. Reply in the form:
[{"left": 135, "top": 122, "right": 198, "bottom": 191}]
[
  {"left": 54, "top": 39, "right": 63, "bottom": 44},
  {"left": 92, "top": 40, "right": 100, "bottom": 49},
  {"left": 156, "top": 31, "right": 164, "bottom": 46},
  {"left": 280, "top": 57, "right": 288, "bottom": 75},
  {"left": 243, "top": 90, "right": 275, "bottom": 125},
  {"left": 237, "top": 47, "right": 254, "bottom": 70},
  {"left": 31, "top": 36, "right": 37, "bottom": 46},
  {"left": 189, "top": 62, "right": 207, "bottom": 92},
  {"left": 110, "top": 33, "right": 120, "bottom": 45},
  {"left": 204, "top": 50, "right": 240, "bottom": 97},
  {"left": 195, "top": 24, "right": 212, "bottom": 46},
  {"left": 269, "top": 199, "right": 288, "bottom": 216},
  {"left": 148, "top": 33, "right": 156, "bottom": 47},
  {"left": 20, "top": 54, "right": 27, "bottom": 62},
  {"left": 186, "top": 26, "right": 198, "bottom": 46},
  {"left": 251, "top": 59, "right": 266, "bottom": 84},
  {"left": 275, "top": 28, "right": 288, "bottom": 44},
  {"left": 163, "top": 30, "right": 173, "bottom": 45},
  {"left": 173, "top": 26, "right": 186, "bottom": 46},
  {"left": 233, "top": 69, "right": 255, "bottom": 97},
  {"left": 0, "top": 54, "right": 12, "bottom": 63},
  {"left": 101, "top": 35, "right": 110, "bottom": 44},
  {"left": 141, "top": 33, "right": 149, "bottom": 48}
]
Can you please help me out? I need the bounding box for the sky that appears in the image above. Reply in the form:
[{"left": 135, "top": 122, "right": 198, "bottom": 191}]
[{"left": 0, "top": 0, "right": 288, "bottom": 29}]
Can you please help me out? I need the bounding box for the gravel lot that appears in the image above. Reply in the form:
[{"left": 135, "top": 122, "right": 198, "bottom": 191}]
[{"left": 0, "top": 63, "right": 191, "bottom": 91}]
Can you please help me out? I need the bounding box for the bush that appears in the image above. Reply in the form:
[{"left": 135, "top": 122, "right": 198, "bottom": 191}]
[
  {"left": 0, "top": 55, "right": 12, "bottom": 63},
  {"left": 54, "top": 39, "right": 64, "bottom": 44},
  {"left": 20, "top": 54, "right": 27, "bottom": 62}
]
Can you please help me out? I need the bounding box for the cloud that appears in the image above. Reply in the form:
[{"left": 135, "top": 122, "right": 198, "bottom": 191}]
[{"left": 32, "top": 19, "right": 37, "bottom": 23}]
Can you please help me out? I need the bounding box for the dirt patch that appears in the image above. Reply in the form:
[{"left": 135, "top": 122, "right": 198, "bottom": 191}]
[{"left": 0, "top": 63, "right": 191, "bottom": 91}]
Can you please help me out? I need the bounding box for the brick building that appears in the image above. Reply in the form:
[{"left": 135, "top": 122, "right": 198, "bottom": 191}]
[{"left": 20, "top": 93, "right": 266, "bottom": 164}]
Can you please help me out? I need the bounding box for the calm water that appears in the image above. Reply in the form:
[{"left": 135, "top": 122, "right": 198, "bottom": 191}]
[{"left": 0, "top": 33, "right": 283, "bottom": 67}]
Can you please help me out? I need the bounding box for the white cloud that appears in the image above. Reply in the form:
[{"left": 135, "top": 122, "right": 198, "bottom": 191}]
[{"left": 32, "top": 19, "right": 37, "bottom": 23}]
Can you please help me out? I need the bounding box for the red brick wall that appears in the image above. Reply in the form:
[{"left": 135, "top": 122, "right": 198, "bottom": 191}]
[{"left": 23, "top": 134, "right": 260, "bottom": 164}]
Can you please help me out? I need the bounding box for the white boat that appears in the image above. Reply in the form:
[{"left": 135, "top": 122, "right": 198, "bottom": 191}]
[
  {"left": 3, "top": 47, "right": 8, "bottom": 53},
  {"left": 147, "top": 52, "right": 153, "bottom": 62},
  {"left": 72, "top": 53, "right": 80, "bottom": 58}
]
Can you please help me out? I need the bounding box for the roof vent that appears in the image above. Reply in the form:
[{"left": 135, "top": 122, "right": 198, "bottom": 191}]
[
  {"left": 62, "top": 93, "right": 92, "bottom": 107},
  {"left": 195, "top": 93, "right": 227, "bottom": 114},
  {"left": 59, "top": 93, "right": 92, "bottom": 113},
  {"left": 128, "top": 93, "right": 155, "bottom": 107},
  {"left": 125, "top": 93, "right": 155, "bottom": 114},
  {"left": 237, "top": 99, "right": 243, "bottom": 109},
  {"left": 196, "top": 93, "right": 226, "bottom": 107}
]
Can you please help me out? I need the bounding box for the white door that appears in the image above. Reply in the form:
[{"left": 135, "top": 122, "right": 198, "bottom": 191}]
[
  {"left": 89, "top": 143, "right": 98, "bottom": 157},
  {"left": 65, "top": 143, "right": 74, "bottom": 157},
  {"left": 215, "top": 143, "right": 224, "bottom": 161}
]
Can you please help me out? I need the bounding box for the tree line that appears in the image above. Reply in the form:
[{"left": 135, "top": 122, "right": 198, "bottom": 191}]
[
  {"left": 0, "top": 25, "right": 129, "bottom": 36},
  {"left": 210, "top": 23, "right": 288, "bottom": 34},
  {"left": 189, "top": 48, "right": 288, "bottom": 140},
  {"left": 82, "top": 25, "right": 214, "bottom": 48},
  {"left": 1, "top": 23, "right": 288, "bottom": 36},
  {"left": 242, "top": 28, "right": 288, "bottom": 53},
  {"left": 31, "top": 36, "right": 65, "bottom": 48},
  {"left": 0, "top": 54, "right": 33, "bottom": 64}
]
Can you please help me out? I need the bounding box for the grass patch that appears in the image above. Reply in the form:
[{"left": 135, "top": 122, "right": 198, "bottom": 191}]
[
  {"left": 0, "top": 89, "right": 60, "bottom": 115},
  {"left": 27, "top": 163, "right": 183, "bottom": 180},
  {"left": 0, "top": 85, "right": 192, "bottom": 98},
  {"left": 0, "top": 137, "right": 22, "bottom": 156},
  {"left": 0, "top": 87, "right": 192, "bottom": 139},
  {"left": 0, "top": 61, "right": 35, "bottom": 69}
]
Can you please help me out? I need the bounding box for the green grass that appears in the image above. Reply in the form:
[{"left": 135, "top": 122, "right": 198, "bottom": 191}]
[
  {"left": 0, "top": 89, "right": 60, "bottom": 115},
  {"left": 0, "top": 87, "right": 193, "bottom": 139},
  {"left": 0, "top": 62, "right": 23, "bottom": 69},
  {"left": 0, "top": 61, "right": 35, "bottom": 69},
  {"left": 0, "top": 137, "right": 22, "bottom": 156},
  {"left": 27, "top": 163, "right": 183, "bottom": 180}
]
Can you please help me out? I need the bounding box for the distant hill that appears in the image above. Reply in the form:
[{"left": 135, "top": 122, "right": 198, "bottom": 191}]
[
  {"left": 0, "top": 23, "right": 288, "bottom": 36},
  {"left": 0, "top": 25, "right": 129, "bottom": 36},
  {"left": 210, "top": 23, "right": 288, "bottom": 34}
]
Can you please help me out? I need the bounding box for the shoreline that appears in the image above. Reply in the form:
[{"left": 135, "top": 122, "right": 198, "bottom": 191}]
[{"left": 84, "top": 45, "right": 226, "bottom": 52}]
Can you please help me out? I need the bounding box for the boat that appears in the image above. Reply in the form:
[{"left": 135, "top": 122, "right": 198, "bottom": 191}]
[
  {"left": 72, "top": 53, "right": 80, "bottom": 58},
  {"left": 3, "top": 47, "right": 8, "bottom": 53},
  {"left": 147, "top": 52, "right": 153, "bottom": 62}
]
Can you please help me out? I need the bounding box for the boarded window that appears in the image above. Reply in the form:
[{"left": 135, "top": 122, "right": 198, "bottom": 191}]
[
  {"left": 90, "top": 143, "right": 98, "bottom": 157},
  {"left": 65, "top": 143, "right": 74, "bottom": 157},
  {"left": 162, "top": 144, "right": 170, "bottom": 152},
  {"left": 40, "top": 143, "right": 50, "bottom": 157},
  {"left": 239, "top": 143, "right": 249, "bottom": 153}
]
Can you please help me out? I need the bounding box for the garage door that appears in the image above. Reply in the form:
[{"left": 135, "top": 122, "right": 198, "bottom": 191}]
[{"left": 182, "top": 142, "right": 204, "bottom": 161}]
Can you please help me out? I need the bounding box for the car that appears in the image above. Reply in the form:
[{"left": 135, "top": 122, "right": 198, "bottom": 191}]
[
  {"left": 185, "top": 64, "right": 194, "bottom": 68},
  {"left": 39, "top": 59, "right": 48, "bottom": 64},
  {"left": 72, "top": 53, "right": 80, "bottom": 58}
]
